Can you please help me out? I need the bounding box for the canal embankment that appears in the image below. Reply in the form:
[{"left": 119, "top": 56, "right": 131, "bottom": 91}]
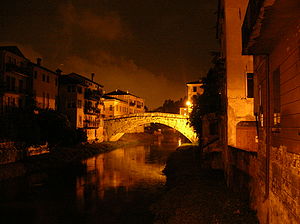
[
  {"left": 151, "top": 146, "right": 259, "bottom": 224},
  {"left": 0, "top": 133, "right": 156, "bottom": 181}
]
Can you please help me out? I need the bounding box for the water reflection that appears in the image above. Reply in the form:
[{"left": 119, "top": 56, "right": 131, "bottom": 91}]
[
  {"left": 0, "top": 142, "right": 178, "bottom": 224},
  {"left": 76, "top": 144, "right": 174, "bottom": 209}
]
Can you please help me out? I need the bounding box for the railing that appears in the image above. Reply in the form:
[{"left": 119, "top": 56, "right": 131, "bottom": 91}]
[
  {"left": 83, "top": 119, "right": 100, "bottom": 129},
  {"left": 104, "top": 112, "right": 189, "bottom": 121},
  {"left": 84, "top": 89, "right": 102, "bottom": 101},
  {"left": 5, "top": 63, "right": 31, "bottom": 76},
  {"left": 84, "top": 106, "right": 100, "bottom": 115}
]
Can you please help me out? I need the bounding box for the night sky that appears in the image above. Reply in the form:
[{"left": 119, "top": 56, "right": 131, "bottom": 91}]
[{"left": 0, "top": 0, "right": 218, "bottom": 109}]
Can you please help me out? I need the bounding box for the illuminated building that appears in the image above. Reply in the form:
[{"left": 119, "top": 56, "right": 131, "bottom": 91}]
[
  {"left": 30, "top": 58, "right": 59, "bottom": 110},
  {"left": 103, "top": 89, "right": 145, "bottom": 133},
  {"left": 241, "top": 0, "right": 300, "bottom": 222},
  {"left": 186, "top": 80, "right": 204, "bottom": 104},
  {"left": 59, "top": 73, "right": 104, "bottom": 141},
  {"left": 180, "top": 80, "right": 204, "bottom": 115},
  {"left": 217, "top": 0, "right": 255, "bottom": 149},
  {"left": 0, "top": 46, "right": 31, "bottom": 113}
]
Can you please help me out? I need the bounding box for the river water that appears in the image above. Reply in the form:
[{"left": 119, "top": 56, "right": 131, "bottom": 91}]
[{"left": 0, "top": 141, "right": 180, "bottom": 224}]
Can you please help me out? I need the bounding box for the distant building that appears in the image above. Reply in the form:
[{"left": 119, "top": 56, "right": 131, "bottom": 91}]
[
  {"left": 59, "top": 73, "right": 104, "bottom": 142},
  {"left": 104, "top": 89, "right": 145, "bottom": 115},
  {"left": 180, "top": 80, "right": 204, "bottom": 115},
  {"left": 186, "top": 80, "right": 204, "bottom": 104},
  {"left": 103, "top": 89, "right": 145, "bottom": 133},
  {"left": 0, "top": 46, "right": 31, "bottom": 113},
  {"left": 30, "top": 58, "right": 60, "bottom": 110},
  {"left": 102, "top": 95, "right": 129, "bottom": 118}
]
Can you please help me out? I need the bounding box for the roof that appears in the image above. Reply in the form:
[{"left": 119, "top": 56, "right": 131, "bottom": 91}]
[
  {"left": 186, "top": 80, "right": 203, "bottom": 85},
  {"left": 30, "top": 62, "right": 59, "bottom": 76},
  {"left": 106, "top": 89, "right": 141, "bottom": 98},
  {"left": 0, "top": 46, "right": 26, "bottom": 58},
  {"left": 102, "top": 95, "right": 127, "bottom": 103},
  {"left": 64, "top": 72, "right": 104, "bottom": 87}
]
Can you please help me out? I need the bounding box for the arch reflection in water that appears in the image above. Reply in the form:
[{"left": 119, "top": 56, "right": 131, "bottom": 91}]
[{"left": 76, "top": 144, "right": 175, "bottom": 209}]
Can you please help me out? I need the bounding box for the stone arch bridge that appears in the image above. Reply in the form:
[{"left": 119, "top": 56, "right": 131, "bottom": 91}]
[{"left": 104, "top": 112, "right": 197, "bottom": 143}]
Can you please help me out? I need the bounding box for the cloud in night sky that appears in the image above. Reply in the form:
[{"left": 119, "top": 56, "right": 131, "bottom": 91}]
[
  {"left": 0, "top": 0, "right": 218, "bottom": 108},
  {"left": 59, "top": 2, "right": 129, "bottom": 40},
  {"left": 60, "top": 50, "right": 183, "bottom": 109}
]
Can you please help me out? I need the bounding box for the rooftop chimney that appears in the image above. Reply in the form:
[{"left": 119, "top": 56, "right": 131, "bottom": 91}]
[
  {"left": 37, "top": 58, "right": 42, "bottom": 66},
  {"left": 91, "top": 73, "right": 95, "bottom": 81},
  {"left": 56, "top": 68, "right": 62, "bottom": 75}
]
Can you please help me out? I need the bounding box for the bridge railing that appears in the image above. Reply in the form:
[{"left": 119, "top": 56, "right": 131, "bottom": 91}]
[{"left": 104, "top": 112, "right": 189, "bottom": 121}]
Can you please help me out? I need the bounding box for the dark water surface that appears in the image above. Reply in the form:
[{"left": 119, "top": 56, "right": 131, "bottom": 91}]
[{"left": 0, "top": 142, "right": 179, "bottom": 224}]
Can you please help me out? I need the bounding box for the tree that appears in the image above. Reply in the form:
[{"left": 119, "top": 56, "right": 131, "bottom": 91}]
[{"left": 189, "top": 52, "right": 225, "bottom": 141}]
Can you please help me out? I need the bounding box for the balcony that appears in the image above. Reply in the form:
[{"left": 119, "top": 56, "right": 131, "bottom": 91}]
[
  {"left": 84, "top": 105, "right": 100, "bottom": 115},
  {"left": 84, "top": 89, "right": 103, "bottom": 101},
  {"left": 5, "top": 63, "right": 31, "bottom": 76},
  {"left": 83, "top": 119, "right": 100, "bottom": 129}
]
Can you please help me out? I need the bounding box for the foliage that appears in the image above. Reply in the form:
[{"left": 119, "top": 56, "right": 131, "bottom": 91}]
[
  {"left": 0, "top": 108, "right": 83, "bottom": 147},
  {"left": 189, "top": 52, "right": 225, "bottom": 140},
  {"left": 154, "top": 98, "right": 186, "bottom": 114}
]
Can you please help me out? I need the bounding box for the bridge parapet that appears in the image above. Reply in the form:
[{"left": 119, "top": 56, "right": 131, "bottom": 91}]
[{"left": 104, "top": 112, "right": 197, "bottom": 143}]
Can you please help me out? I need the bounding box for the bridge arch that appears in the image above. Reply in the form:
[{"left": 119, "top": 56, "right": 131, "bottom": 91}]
[{"left": 104, "top": 113, "right": 198, "bottom": 143}]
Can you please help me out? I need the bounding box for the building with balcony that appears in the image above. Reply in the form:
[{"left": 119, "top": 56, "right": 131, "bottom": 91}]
[
  {"left": 59, "top": 73, "right": 104, "bottom": 142},
  {"left": 104, "top": 89, "right": 145, "bottom": 115},
  {"left": 102, "top": 95, "right": 129, "bottom": 118},
  {"left": 30, "top": 59, "right": 60, "bottom": 110},
  {"left": 0, "top": 46, "right": 31, "bottom": 113},
  {"left": 241, "top": 0, "right": 300, "bottom": 222},
  {"left": 103, "top": 89, "right": 145, "bottom": 133}
]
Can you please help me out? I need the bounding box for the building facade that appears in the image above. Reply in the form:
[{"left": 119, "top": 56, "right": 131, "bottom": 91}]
[
  {"left": 0, "top": 46, "right": 31, "bottom": 113},
  {"left": 104, "top": 89, "right": 145, "bottom": 115},
  {"left": 103, "top": 89, "right": 145, "bottom": 133},
  {"left": 59, "top": 73, "right": 104, "bottom": 142},
  {"left": 30, "top": 59, "right": 59, "bottom": 110},
  {"left": 241, "top": 0, "right": 300, "bottom": 223},
  {"left": 217, "top": 0, "right": 256, "bottom": 149}
]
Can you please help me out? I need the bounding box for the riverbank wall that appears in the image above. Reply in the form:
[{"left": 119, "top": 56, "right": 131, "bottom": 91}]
[{"left": 0, "top": 134, "right": 156, "bottom": 181}]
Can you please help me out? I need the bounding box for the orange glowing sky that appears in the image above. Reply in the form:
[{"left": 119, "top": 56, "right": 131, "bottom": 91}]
[{"left": 0, "top": 0, "right": 218, "bottom": 109}]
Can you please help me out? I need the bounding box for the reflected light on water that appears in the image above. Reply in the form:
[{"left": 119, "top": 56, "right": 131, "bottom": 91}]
[{"left": 76, "top": 145, "right": 170, "bottom": 203}]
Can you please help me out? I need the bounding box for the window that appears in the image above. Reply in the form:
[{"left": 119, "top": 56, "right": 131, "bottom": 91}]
[
  {"left": 78, "top": 100, "right": 82, "bottom": 108},
  {"left": 67, "top": 86, "right": 71, "bottom": 92},
  {"left": 71, "top": 86, "right": 76, "bottom": 92},
  {"left": 19, "top": 98, "right": 23, "bottom": 108},
  {"left": 46, "top": 76, "right": 49, "bottom": 83},
  {"left": 34, "top": 71, "right": 37, "bottom": 79},
  {"left": 77, "top": 86, "right": 82, "bottom": 94},
  {"left": 273, "top": 68, "right": 280, "bottom": 126},
  {"left": 11, "top": 77, "right": 16, "bottom": 91},
  {"left": 6, "top": 76, "right": 10, "bottom": 90},
  {"left": 72, "top": 101, "right": 76, "bottom": 108},
  {"left": 42, "top": 74, "right": 45, "bottom": 82},
  {"left": 109, "top": 105, "right": 113, "bottom": 111},
  {"left": 47, "top": 93, "right": 50, "bottom": 108},
  {"left": 193, "top": 86, "right": 197, "bottom": 92},
  {"left": 19, "top": 80, "right": 24, "bottom": 93},
  {"left": 247, "top": 73, "right": 254, "bottom": 98},
  {"left": 43, "top": 92, "right": 45, "bottom": 108}
]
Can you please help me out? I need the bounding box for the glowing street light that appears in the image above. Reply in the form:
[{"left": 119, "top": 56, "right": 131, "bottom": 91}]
[{"left": 186, "top": 101, "right": 191, "bottom": 107}]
